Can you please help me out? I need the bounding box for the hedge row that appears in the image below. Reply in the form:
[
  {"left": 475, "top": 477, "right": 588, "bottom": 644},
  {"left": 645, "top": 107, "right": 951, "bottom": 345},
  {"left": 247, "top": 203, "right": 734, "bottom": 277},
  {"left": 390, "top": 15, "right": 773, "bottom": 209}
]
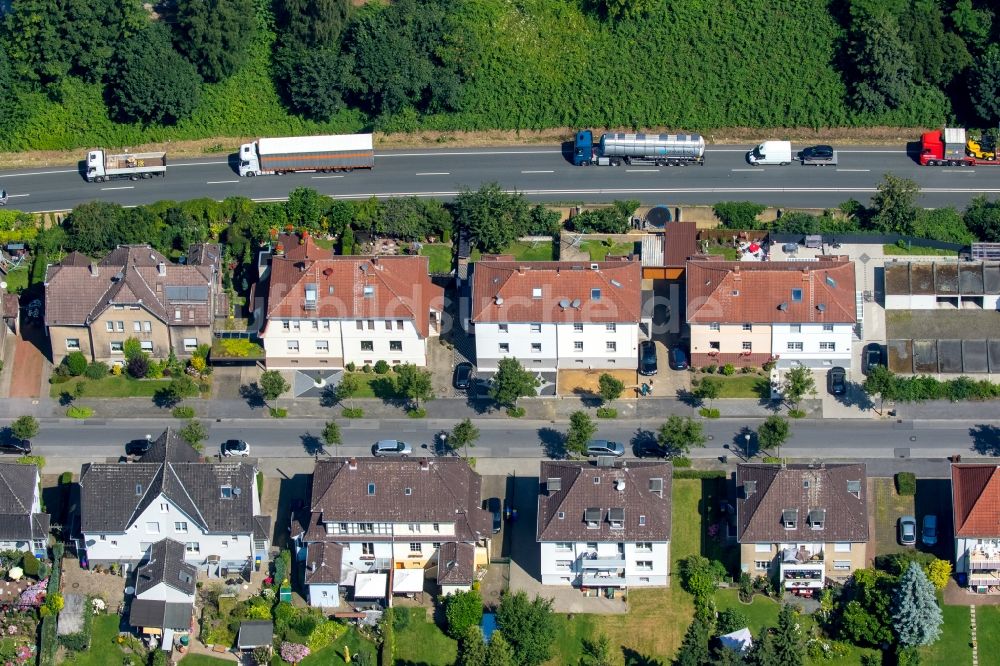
[
  {"left": 39, "top": 545, "right": 64, "bottom": 666},
  {"left": 673, "top": 470, "right": 727, "bottom": 479}
]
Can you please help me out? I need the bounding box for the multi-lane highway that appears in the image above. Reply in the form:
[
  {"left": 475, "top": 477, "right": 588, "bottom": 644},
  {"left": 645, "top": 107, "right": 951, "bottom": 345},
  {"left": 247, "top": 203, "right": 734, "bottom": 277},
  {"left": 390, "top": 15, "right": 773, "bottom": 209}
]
[{"left": 2, "top": 144, "right": 1000, "bottom": 212}]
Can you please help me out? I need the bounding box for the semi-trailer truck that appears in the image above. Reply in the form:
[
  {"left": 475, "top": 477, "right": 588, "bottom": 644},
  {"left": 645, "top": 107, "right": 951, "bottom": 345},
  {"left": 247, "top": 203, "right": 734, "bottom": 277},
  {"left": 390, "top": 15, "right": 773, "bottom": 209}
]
[
  {"left": 919, "top": 127, "right": 1000, "bottom": 166},
  {"left": 85, "top": 150, "right": 167, "bottom": 183},
  {"left": 573, "top": 131, "right": 705, "bottom": 166},
  {"left": 238, "top": 133, "right": 375, "bottom": 177}
]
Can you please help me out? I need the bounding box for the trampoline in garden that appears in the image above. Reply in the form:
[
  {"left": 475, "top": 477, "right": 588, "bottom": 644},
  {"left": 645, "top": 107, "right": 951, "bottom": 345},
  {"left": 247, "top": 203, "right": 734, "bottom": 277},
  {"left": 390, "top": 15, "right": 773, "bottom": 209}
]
[{"left": 645, "top": 206, "right": 672, "bottom": 229}]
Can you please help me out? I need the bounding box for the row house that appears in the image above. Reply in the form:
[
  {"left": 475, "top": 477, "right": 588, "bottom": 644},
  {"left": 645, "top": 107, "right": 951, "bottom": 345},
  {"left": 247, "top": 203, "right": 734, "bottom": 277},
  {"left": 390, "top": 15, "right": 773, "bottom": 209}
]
[
  {"left": 736, "top": 463, "right": 869, "bottom": 593},
  {"left": 292, "top": 458, "right": 492, "bottom": 607},
  {"left": 686, "top": 257, "right": 857, "bottom": 368},
  {"left": 44, "top": 244, "right": 223, "bottom": 365},
  {"left": 952, "top": 464, "right": 1000, "bottom": 594},
  {"left": 0, "top": 462, "right": 49, "bottom": 559},
  {"left": 77, "top": 429, "right": 270, "bottom": 576},
  {"left": 262, "top": 235, "right": 443, "bottom": 369},
  {"left": 469, "top": 256, "right": 645, "bottom": 371},
  {"left": 536, "top": 460, "right": 673, "bottom": 589}
]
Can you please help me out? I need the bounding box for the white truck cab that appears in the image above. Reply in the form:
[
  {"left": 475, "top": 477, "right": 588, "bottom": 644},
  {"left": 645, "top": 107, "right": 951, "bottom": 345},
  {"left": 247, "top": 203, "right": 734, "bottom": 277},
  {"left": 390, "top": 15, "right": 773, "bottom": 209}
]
[
  {"left": 748, "top": 140, "right": 793, "bottom": 166},
  {"left": 239, "top": 143, "right": 260, "bottom": 177},
  {"left": 0, "top": 188, "right": 7, "bottom": 206},
  {"left": 86, "top": 150, "right": 107, "bottom": 180}
]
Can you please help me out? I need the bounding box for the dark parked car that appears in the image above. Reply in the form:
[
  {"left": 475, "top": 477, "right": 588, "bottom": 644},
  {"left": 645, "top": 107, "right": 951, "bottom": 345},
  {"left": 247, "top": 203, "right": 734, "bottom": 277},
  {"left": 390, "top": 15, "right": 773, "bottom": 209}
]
[
  {"left": 799, "top": 144, "right": 835, "bottom": 161},
  {"left": 486, "top": 497, "right": 502, "bottom": 533},
  {"left": 221, "top": 439, "right": 250, "bottom": 457},
  {"left": 453, "top": 362, "right": 474, "bottom": 390},
  {"left": 668, "top": 347, "right": 688, "bottom": 371},
  {"left": 634, "top": 440, "right": 665, "bottom": 458},
  {"left": 827, "top": 366, "right": 847, "bottom": 396},
  {"left": 0, "top": 439, "right": 31, "bottom": 455},
  {"left": 639, "top": 340, "right": 658, "bottom": 376},
  {"left": 125, "top": 438, "right": 152, "bottom": 457},
  {"left": 922, "top": 515, "right": 938, "bottom": 547},
  {"left": 862, "top": 343, "right": 885, "bottom": 376}
]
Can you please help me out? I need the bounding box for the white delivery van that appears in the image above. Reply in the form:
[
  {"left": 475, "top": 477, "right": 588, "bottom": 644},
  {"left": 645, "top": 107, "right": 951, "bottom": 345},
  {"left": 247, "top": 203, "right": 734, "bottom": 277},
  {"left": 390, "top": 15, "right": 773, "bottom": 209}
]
[{"left": 747, "top": 140, "right": 793, "bottom": 166}]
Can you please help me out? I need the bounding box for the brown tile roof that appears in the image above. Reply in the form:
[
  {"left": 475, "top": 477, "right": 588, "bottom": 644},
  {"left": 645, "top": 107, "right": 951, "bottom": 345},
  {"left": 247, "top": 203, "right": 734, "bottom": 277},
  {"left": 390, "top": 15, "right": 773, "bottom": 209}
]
[
  {"left": 274, "top": 233, "right": 330, "bottom": 263},
  {"left": 470, "top": 257, "right": 642, "bottom": 324},
  {"left": 134, "top": 539, "right": 197, "bottom": 597},
  {"left": 0, "top": 463, "right": 48, "bottom": 542},
  {"left": 2, "top": 293, "right": 18, "bottom": 320},
  {"left": 45, "top": 245, "right": 217, "bottom": 327},
  {"left": 266, "top": 255, "right": 442, "bottom": 337},
  {"left": 686, "top": 257, "right": 856, "bottom": 324},
  {"left": 58, "top": 251, "right": 93, "bottom": 267},
  {"left": 664, "top": 223, "right": 699, "bottom": 267},
  {"left": 952, "top": 464, "right": 1000, "bottom": 537},
  {"left": 305, "top": 542, "right": 344, "bottom": 585},
  {"left": 536, "top": 461, "right": 672, "bottom": 543},
  {"left": 736, "top": 463, "right": 868, "bottom": 543},
  {"left": 437, "top": 542, "right": 476, "bottom": 586},
  {"left": 305, "top": 458, "right": 491, "bottom": 544}
]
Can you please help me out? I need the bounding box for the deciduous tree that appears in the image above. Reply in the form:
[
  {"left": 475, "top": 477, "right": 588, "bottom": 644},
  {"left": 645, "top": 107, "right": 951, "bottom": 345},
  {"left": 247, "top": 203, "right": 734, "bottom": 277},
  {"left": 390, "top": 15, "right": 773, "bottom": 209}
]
[
  {"left": 10, "top": 416, "right": 39, "bottom": 442},
  {"left": 971, "top": 44, "right": 1000, "bottom": 125},
  {"left": 279, "top": 0, "right": 350, "bottom": 48},
  {"left": 321, "top": 421, "right": 342, "bottom": 451},
  {"left": 656, "top": 416, "right": 706, "bottom": 456},
  {"left": 580, "top": 634, "right": 612, "bottom": 666},
  {"left": 494, "top": 591, "right": 556, "bottom": 666},
  {"left": 848, "top": 11, "right": 915, "bottom": 113},
  {"left": 450, "top": 418, "right": 480, "bottom": 459},
  {"left": 285, "top": 188, "right": 325, "bottom": 231},
  {"left": 964, "top": 195, "right": 1000, "bottom": 242},
  {"left": 179, "top": 420, "right": 207, "bottom": 447},
  {"left": 892, "top": 561, "right": 943, "bottom": 648},
  {"left": 757, "top": 415, "right": 790, "bottom": 451},
  {"left": 597, "top": 373, "right": 624, "bottom": 404},
  {"left": 862, "top": 365, "right": 898, "bottom": 414},
  {"left": 334, "top": 373, "right": 361, "bottom": 410},
  {"left": 870, "top": 174, "right": 920, "bottom": 236},
  {"left": 565, "top": 411, "right": 597, "bottom": 457},
  {"left": 445, "top": 590, "right": 484, "bottom": 640},
  {"left": 259, "top": 370, "right": 290, "bottom": 405},
  {"left": 489, "top": 358, "right": 538, "bottom": 409},
  {"left": 454, "top": 184, "right": 532, "bottom": 254},
  {"left": 174, "top": 0, "right": 255, "bottom": 82},
  {"left": 782, "top": 366, "right": 815, "bottom": 409},
  {"left": 695, "top": 377, "right": 721, "bottom": 408},
  {"left": 395, "top": 363, "right": 434, "bottom": 408}
]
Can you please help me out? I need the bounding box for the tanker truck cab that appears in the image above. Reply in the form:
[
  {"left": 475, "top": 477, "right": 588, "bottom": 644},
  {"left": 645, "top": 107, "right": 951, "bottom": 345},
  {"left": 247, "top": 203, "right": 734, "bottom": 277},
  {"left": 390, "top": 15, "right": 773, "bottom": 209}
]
[
  {"left": 573, "top": 130, "right": 596, "bottom": 166},
  {"left": 239, "top": 143, "right": 260, "bottom": 177},
  {"left": 747, "top": 140, "right": 792, "bottom": 166}
]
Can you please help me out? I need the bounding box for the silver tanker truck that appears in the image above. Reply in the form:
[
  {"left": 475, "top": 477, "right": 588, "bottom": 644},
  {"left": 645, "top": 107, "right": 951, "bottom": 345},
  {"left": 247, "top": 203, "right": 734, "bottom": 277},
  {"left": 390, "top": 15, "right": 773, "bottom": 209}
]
[{"left": 573, "top": 130, "right": 706, "bottom": 166}]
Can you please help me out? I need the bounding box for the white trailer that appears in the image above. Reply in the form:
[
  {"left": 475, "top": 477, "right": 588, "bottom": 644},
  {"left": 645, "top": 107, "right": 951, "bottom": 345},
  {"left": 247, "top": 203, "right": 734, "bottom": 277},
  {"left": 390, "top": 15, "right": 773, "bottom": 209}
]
[
  {"left": 85, "top": 150, "right": 167, "bottom": 183},
  {"left": 238, "top": 134, "right": 375, "bottom": 177}
]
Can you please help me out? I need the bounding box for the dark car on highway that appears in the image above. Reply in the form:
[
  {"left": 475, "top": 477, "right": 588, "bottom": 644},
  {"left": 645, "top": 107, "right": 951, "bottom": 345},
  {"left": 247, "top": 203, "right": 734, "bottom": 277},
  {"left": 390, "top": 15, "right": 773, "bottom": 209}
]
[
  {"left": 862, "top": 343, "right": 885, "bottom": 376},
  {"left": 453, "top": 362, "right": 473, "bottom": 390},
  {"left": 799, "top": 145, "right": 835, "bottom": 161},
  {"left": 486, "top": 497, "right": 502, "bottom": 533},
  {"left": 827, "top": 366, "right": 847, "bottom": 396},
  {"left": 639, "top": 340, "right": 658, "bottom": 376},
  {"left": 668, "top": 347, "right": 688, "bottom": 371}
]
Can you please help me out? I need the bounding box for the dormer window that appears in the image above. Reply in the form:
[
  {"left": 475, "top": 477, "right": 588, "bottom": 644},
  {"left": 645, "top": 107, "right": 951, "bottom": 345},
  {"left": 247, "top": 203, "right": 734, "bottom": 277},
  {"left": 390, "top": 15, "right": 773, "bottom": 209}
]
[
  {"left": 304, "top": 283, "right": 318, "bottom": 309},
  {"left": 404, "top": 488, "right": 412, "bottom": 496},
  {"left": 220, "top": 485, "right": 233, "bottom": 499},
  {"left": 585, "top": 507, "right": 601, "bottom": 529},
  {"left": 325, "top": 522, "right": 335, "bottom": 535},
  {"left": 609, "top": 508, "right": 625, "bottom": 530},
  {"left": 532, "top": 287, "right": 542, "bottom": 299},
  {"left": 782, "top": 509, "right": 798, "bottom": 530},
  {"left": 363, "top": 285, "right": 375, "bottom": 298},
  {"left": 367, "top": 483, "right": 376, "bottom": 495},
  {"left": 649, "top": 478, "right": 663, "bottom": 496},
  {"left": 135, "top": 484, "right": 143, "bottom": 497},
  {"left": 591, "top": 288, "right": 601, "bottom": 300},
  {"left": 847, "top": 480, "right": 861, "bottom": 499},
  {"left": 808, "top": 509, "right": 826, "bottom": 530}
]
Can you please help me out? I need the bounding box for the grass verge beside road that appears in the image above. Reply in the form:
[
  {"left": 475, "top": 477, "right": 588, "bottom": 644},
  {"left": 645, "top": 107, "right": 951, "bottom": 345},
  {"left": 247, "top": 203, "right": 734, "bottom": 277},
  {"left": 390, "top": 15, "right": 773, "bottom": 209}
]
[
  {"left": 696, "top": 374, "right": 769, "bottom": 399},
  {"left": 49, "top": 375, "right": 211, "bottom": 399}
]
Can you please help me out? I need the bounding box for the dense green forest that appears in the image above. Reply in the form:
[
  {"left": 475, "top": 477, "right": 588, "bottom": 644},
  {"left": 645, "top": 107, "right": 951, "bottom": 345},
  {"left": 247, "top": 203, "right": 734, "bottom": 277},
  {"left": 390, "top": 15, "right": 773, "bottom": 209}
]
[{"left": 0, "top": 0, "right": 998, "bottom": 152}]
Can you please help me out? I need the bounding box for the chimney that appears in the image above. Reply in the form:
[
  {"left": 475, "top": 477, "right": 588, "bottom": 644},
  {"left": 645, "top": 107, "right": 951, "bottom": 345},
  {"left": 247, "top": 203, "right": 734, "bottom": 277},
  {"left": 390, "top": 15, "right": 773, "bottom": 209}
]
[
  {"left": 157, "top": 262, "right": 166, "bottom": 277},
  {"left": 310, "top": 561, "right": 316, "bottom": 573},
  {"left": 347, "top": 458, "right": 358, "bottom": 470},
  {"left": 420, "top": 459, "right": 430, "bottom": 471},
  {"left": 518, "top": 265, "right": 526, "bottom": 275},
  {"left": 372, "top": 256, "right": 380, "bottom": 268},
  {"left": 90, "top": 263, "right": 99, "bottom": 277}
]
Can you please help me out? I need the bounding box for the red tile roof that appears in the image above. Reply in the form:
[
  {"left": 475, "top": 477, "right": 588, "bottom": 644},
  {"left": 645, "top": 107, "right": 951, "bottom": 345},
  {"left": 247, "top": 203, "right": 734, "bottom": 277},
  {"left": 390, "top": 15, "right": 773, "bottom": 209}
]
[
  {"left": 275, "top": 233, "right": 330, "bottom": 263},
  {"left": 952, "top": 464, "right": 1000, "bottom": 537},
  {"left": 686, "top": 257, "right": 856, "bottom": 324},
  {"left": 266, "top": 255, "right": 442, "bottom": 336},
  {"left": 663, "top": 223, "right": 699, "bottom": 267},
  {"left": 470, "top": 257, "right": 641, "bottom": 324}
]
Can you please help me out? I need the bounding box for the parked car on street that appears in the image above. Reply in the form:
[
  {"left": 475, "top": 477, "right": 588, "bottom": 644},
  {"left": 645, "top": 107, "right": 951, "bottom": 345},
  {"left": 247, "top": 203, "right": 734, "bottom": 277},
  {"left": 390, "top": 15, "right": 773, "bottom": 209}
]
[
  {"left": 373, "top": 439, "right": 412, "bottom": 457},
  {"left": 453, "top": 362, "right": 473, "bottom": 390},
  {"left": 125, "top": 438, "right": 152, "bottom": 457},
  {"left": 668, "top": 347, "right": 688, "bottom": 371},
  {"left": 862, "top": 343, "right": 885, "bottom": 376},
  {"left": 899, "top": 515, "right": 917, "bottom": 545},
  {"left": 221, "top": 439, "right": 250, "bottom": 457},
  {"left": 639, "top": 340, "right": 658, "bottom": 376},
  {"left": 634, "top": 440, "right": 665, "bottom": 458},
  {"left": 0, "top": 439, "right": 31, "bottom": 455},
  {"left": 922, "top": 515, "right": 938, "bottom": 546},
  {"left": 586, "top": 440, "right": 625, "bottom": 457},
  {"left": 486, "top": 497, "right": 502, "bottom": 533},
  {"left": 827, "top": 366, "right": 847, "bottom": 396}
]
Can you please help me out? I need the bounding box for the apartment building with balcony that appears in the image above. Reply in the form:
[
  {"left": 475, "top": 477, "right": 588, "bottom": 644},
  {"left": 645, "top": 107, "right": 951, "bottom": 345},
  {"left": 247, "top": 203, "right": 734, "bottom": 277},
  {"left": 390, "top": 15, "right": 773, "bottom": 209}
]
[
  {"left": 736, "top": 463, "right": 868, "bottom": 593},
  {"left": 536, "top": 460, "right": 672, "bottom": 589},
  {"left": 292, "top": 458, "right": 492, "bottom": 607},
  {"left": 952, "top": 463, "right": 1000, "bottom": 593},
  {"left": 686, "top": 257, "right": 856, "bottom": 369}
]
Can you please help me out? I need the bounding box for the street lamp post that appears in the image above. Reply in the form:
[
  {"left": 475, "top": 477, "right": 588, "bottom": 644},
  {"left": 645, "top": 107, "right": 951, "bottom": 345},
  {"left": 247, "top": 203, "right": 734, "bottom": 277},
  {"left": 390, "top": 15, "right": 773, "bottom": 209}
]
[{"left": 744, "top": 433, "right": 751, "bottom": 458}]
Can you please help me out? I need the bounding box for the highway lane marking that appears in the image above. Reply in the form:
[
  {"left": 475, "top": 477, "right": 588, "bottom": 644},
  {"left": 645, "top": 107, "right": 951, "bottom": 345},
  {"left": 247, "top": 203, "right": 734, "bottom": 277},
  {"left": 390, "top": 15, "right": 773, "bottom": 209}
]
[
  {"left": 521, "top": 170, "right": 554, "bottom": 174},
  {"left": 379, "top": 150, "right": 559, "bottom": 157},
  {"left": 206, "top": 180, "right": 239, "bottom": 184},
  {"left": 731, "top": 168, "right": 763, "bottom": 172},
  {"left": 626, "top": 169, "right": 659, "bottom": 173},
  {"left": 173, "top": 161, "right": 229, "bottom": 167},
  {"left": 941, "top": 170, "right": 975, "bottom": 173},
  {"left": 836, "top": 169, "right": 871, "bottom": 172},
  {"left": 311, "top": 175, "right": 344, "bottom": 179},
  {"left": 4, "top": 194, "right": 30, "bottom": 198},
  {"left": 0, "top": 169, "right": 79, "bottom": 177},
  {"left": 415, "top": 172, "right": 450, "bottom": 176},
  {"left": 100, "top": 186, "right": 134, "bottom": 190}
]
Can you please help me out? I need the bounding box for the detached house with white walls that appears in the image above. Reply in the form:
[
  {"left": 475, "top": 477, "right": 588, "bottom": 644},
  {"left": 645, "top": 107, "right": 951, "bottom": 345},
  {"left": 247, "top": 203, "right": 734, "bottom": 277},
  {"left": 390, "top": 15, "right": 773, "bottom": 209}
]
[
  {"left": 952, "top": 464, "right": 1000, "bottom": 594},
  {"left": 469, "top": 256, "right": 644, "bottom": 371},
  {"left": 536, "top": 460, "right": 673, "bottom": 590},
  {"left": 77, "top": 429, "right": 270, "bottom": 576},
  {"left": 736, "top": 463, "right": 869, "bottom": 592},
  {"left": 292, "top": 458, "right": 492, "bottom": 607},
  {"left": 0, "top": 463, "right": 50, "bottom": 559},
  {"left": 128, "top": 538, "right": 198, "bottom": 639},
  {"left": 262, "top": 234, "right": 443, "bottom": 369},
  {"left": 686, "top": 257, "right": 857, "bottom": 369}
]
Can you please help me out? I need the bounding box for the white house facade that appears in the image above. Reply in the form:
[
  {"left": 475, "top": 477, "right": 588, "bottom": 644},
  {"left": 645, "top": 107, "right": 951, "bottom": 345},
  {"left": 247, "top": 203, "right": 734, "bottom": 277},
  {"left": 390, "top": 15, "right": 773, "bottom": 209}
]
[
  {"left": 952, "top": 464, "right": 1000, "bottom": 594},
  {"left": 770, "top": 323, "right": 855, "bottom": 368},
  {"left": 472, "top": 321, "right": 640, "bottom": 371},
  {"left": 537, "top": 461, "right": 673, "bottom": 589}
]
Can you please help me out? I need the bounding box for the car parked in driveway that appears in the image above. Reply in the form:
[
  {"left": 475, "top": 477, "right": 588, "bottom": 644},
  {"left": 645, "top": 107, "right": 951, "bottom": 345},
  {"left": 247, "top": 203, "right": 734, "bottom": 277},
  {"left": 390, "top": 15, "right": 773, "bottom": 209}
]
[
  {"left": 373, "top": 439, "right": 412, "bottom": 457},
  {"left": 453, "top": 362, "right": 473, "bottom": 390},
  {"left": 827, "top": 366, "right": 846, "bottom": 396},
  {"left": 668, "top": 347, "right": 688, "bottom": 371},
  {"left": 862, "top": 343, "right": 885, "bottom": 376},
  {"left": 639, "top": 340, "right": 658, "bottom": 376},
  {"left": 586, "top": 440, "right": 625, "bottom": 457},
  {"left": 486, "top": 497, "right": 502, "bottom": 533},
  {"left": 221, "top": 439, "right": 250, "bottom": 457},
  {"left": 922, "top": 514, "right": 938, "bottom": 546},
  {"left": 899, "top": 515, "right": 917, "bottom": 545}
]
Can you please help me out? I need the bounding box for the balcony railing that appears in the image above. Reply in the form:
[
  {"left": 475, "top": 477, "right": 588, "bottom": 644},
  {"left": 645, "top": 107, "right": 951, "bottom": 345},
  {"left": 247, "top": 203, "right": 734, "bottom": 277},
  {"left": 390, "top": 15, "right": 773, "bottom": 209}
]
[
  {"left": 969, "top": 552, "right": 1000, "bottom": 569},
  {"left": 581, "top": 573, "right": 627, "bottom": 588},
  {"left": 579, "top": 557, "right": 626, "bottom": 569}
]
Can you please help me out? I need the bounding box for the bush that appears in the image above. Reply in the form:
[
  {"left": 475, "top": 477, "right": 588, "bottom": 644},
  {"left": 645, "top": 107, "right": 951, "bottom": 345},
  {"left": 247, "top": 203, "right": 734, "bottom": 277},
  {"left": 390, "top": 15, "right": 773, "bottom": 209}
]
[
  {"left": 126, "top": 354, "right": 150, "bottom": 379},
  {"left": 788, "top": 409, "right": 806, "bottom": 418},
  {"left": 507, "top": 406, "right": 526, "bottom": 417},
  {"left": 720, "top": 364, "right": 736, "bottom": 376},
  {"left": 342, "top": 407, "right": 364, "bottom": 418},
  {"left": 66, "top": 406, "right": 93, "bottom": 419},
  {"left": 698, "top": 407, "right": 720, "bottom": 418},
  {"left": 65, "top": 352, "right": 88, "bottom": 377},
  {"left": 83, "top": 362, "right": 109, "bottom": 380},
  {"left": 270, "top": 407, "right": 288, "bottom": 418},
  {"left": 895, "top": 472, "right": 917, "bottom": 496},
  {"left": 345, "top": 362, "right": 357, "bottom": 372},
  {"left": 362, "top": 363, "right": 372, "bottom": 373},
  {"left": 22, "top": 552, "right": 39, "bottom": 577},
  {"left": 671, "top": 456, "right": 692, "bottom": 468},
  {"left": 172, "top": 406, "right": 195, "bottom": 419},
  {"left": 713, "top": 202, "right": 766, "bottom": 228},
  {"left": 445, "top": 590, "right": 484, "bottom": 639},
  {"left": 374, "top": 360, "right": 390, "bottom": 374},
  {"left": 596, "top": 407, "right": 617, "bottom": 418},
  {"left": 407, "top": 408, "right": 427, "bottom": 418},
  {"left": 59, "top": 471, "right": 72, "bottom": 485},
  {"left": 673, "top": 470, "right": 726, "bottom": 479},
  {"left": 678, "top": 555, "right": 727, "bottom": 599}
]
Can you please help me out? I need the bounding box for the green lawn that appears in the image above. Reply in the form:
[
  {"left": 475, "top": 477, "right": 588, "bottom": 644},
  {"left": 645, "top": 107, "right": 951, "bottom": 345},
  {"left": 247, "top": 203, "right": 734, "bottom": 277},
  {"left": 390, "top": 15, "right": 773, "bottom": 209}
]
[
  {"left": 672, "top": 478, "right": 737, "bottom": 573},
  {"left": 312, "top": 236, "right": 335, "bottom": 250},
  {"left": 342, "top": 371, "right": 403, "bottom": 399},
  {"left": 696, "top": 374, "right": 769, "bottom": 399},
  {"left": 920, "top": 599, "right": 972, "bottom": 664},
  {"left": 704, "top": 245, "right": 740, "bottom": 260},
  {"left": 883, "top": 244, "right": 959, "bottom": 257},
  {"left": 871, "top": 477, "right": 914, "bottom": 557},
  {"left": 581, "top": 240, "right": 636, "bottom": 261},
  {"left": 61, "top": 615, "right": 136, "bottom": 666},
  {"left": 420, "top": 243, "right": 454, "bottom": 273},
  {"left": 393, "top": 607, "right": 457, "bottom": 666},
  {"left": 179, "top": 656, "right": 233, "bottom": 665},
  {"left": 714, "top": 588, "right": 780, "bottom": 634},
  {"left": 300, "top": 627, "right": 376, "bottom": 665},
  {"left": 505, "top": 240, "right": 557, "bottom": 261},
  {"left": 50, "top": 375, "right": 179, "bottom": 398},
  {"left": 3, "top": 267, "right": 29, "bottom": 293},
  {"left": 974, "top": 605, "right": 1000, "bottom": 661}
]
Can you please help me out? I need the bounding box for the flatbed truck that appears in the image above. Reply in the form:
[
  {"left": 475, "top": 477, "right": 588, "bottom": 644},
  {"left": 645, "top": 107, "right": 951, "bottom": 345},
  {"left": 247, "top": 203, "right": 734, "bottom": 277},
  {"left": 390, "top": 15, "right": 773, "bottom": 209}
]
[
  {"left": 86, "top": 150, "right": 167, "bottom": 183},
  {"left": 919, "top": 128, "right": 1000, "bottom": 166}
]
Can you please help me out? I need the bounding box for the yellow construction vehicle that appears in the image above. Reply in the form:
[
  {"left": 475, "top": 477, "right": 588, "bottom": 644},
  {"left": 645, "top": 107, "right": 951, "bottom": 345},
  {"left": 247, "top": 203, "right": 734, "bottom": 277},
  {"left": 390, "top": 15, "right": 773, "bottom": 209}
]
[{"left": 966, "top": 135, "right": 997, "bottom": 160}]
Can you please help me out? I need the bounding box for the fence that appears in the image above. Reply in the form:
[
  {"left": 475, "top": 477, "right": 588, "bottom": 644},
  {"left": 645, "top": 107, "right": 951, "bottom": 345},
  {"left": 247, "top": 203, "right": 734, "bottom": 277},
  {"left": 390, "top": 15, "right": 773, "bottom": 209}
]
[{"left": 768, "top": 232, "right": 968, "bottom": 253}]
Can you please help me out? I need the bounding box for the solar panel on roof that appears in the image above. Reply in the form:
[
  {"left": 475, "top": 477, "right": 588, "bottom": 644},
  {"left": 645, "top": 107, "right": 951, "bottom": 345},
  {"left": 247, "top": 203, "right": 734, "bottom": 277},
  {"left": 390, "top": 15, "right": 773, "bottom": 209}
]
[{"left": 165, "top": 286, "right": 209, "bottom": 302}]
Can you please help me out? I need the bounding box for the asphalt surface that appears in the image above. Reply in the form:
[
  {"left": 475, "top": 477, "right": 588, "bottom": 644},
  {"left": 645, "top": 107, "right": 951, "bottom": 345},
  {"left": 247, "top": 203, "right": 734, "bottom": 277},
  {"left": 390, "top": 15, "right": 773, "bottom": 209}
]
[
  {"left": 6, "top": 416, "right": 993, "bottom": 461},
  {"left": 3, "top": 144, "right": 1000, "bottom": 212}
]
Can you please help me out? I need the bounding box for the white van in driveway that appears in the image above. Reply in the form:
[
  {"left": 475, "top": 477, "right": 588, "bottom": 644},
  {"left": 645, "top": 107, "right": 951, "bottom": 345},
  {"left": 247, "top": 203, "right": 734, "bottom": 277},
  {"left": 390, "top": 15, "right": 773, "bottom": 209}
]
[{"left": 747, "top": 140, "right": 793, "bottom": 166}]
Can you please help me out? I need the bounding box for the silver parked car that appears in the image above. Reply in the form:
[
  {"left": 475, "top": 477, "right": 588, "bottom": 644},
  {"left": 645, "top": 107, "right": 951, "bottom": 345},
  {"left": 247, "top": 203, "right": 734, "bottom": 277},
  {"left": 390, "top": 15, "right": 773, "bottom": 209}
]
[
  {"left": 899, "top": 515, "right": 917, "bottom": 546},
  {"left": 586, "top": 440, "right": 625, "bottom": 457},
  {"left": 373, "top": 439, "right": 412, "bottom": 457}
]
